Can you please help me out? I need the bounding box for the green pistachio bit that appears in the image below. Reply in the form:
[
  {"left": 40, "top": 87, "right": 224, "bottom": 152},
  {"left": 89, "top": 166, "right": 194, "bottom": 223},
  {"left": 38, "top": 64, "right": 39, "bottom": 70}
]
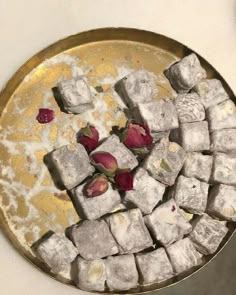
[
  {"left": 160, "top": 159, "right": 172, "bottom": 172},
  {"left": 88, "top": 263, "right": 104, "bottom": 280},
  {"left": 132, "top": 147, "right": 149, "bottom": 154}
]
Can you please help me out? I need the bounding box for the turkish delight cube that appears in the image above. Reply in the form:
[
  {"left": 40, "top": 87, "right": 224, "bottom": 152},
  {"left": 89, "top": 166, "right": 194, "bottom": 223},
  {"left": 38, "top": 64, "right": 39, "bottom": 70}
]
[
  {"left": 57, "top": 77, "right": 94, "bottom": 114},
  {"left": 165, "top": 53, "right": 207, "bottom": 93},
  {"left": 206, "top": 99, "right": 236, "bottom": 131},
  {"left": 75, "top": 257, "right": 106, "bottom": 291},
  {"left": 151, "top": 130, "right": 170, "bottom": 143},
  {"left": 72, "top": 182, "right": 121, "bottom": 220},
  {"left": 212, "top": 152, "right": 236, "bottom": 185},
  {"left": 70, "top": 220, "right": 118, "bottom": 260},
  {"left": 106, "top": 208, "right": 153, "bottom": 254},
  {"left": 166, "top": 238, "right": 202, "bottom": 274},
  {"left": 34, "top": 232, "right": 78, "bottom": 273},
  {"left": 189, "top": 214, "right": 228, "bottom": 255},
  {"left": 124, "top": 168, "right": 165, "bottom": 214},
  {"left": 105, "top": 254, "right": 139, "bottom": 291},
  {"left": 193, "top": 79, "right": 229, "bottom": 109},
  {"left": 92, "top": 134, "right": 138, "bottom": 170},
  {"left": 144, "top": 199, "right": 192, "bottom": 247},
  {"left": 210, "top": 128, "right": 236, "bottom": 153},
  {"left": 174, "top": 175, "right": 209, "bottom": 215},
  {"left": 180, "top": 121, "right": 210, "bottom": 152},
  {"left": 144, "top": 138, "right": 186, "bottom": 186},
  {"left": 135, "top": 248, "right": 173, "bottom": 284},
  {"left": 115, "top": 70, "right": 157, "bottom": 108},
  {"left": 182, "top": 152, "right": 213, "bottom": 183},
  {"left": 208, "top": 184, "right": 236, "bottom": 222},
  {"left": 49, "top": 144, "right": 94, "bottom": 190},
  {"left": 174, "top": 93, "right": 205, "bottom": 123},
  {"left": 136, "top": 99, "right": 179, "bottom": 132}
]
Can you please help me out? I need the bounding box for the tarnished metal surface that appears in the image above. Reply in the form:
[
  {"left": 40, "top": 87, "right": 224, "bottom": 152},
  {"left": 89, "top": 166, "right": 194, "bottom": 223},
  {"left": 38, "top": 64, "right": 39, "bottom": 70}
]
[{"left": 0, "top": 28, "right": 235, "bottom": 293}]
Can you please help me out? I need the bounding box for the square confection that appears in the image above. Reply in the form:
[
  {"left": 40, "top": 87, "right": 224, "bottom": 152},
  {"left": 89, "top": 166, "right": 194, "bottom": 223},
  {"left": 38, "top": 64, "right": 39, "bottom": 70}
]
[
  {"left": 144, "top": 199, "right": 192, "bottom": 247},
  {"left": 34, "top": 232, "right": 78, "bottom": 273},
  {"left": 179, "top": 121, "right": 210, "bottom": 152},
  {"left": 106, "top": 208, "right": 153, "bottom": 254},
  {"left": 166, "top": 238, "right": 202, "bottom": 274},
  {"left": 212, "top": 152, "right": 236, "bottom": 185},
  {"left": 136, "top": 99, "right": 179, "bottom": 132},
  {"left": 174, "top": 175, "right": 209, "bottom": 215},
  {"left": 135, "top": 248, "right": 173, "bottom": 284},
  {"left": 115, "top": 70, "right": 157, "bottom": 108},
  {"left": 189, "top": 214, "right": 228, "bottom": 255},
  {"left": 193, "top": 79, "right": 229, "bottom": 109},
  {"left": 174, "top": 93, "right": 205, "bottom": 123},
  {"left": 72, "top": 182, "right": 121, "bottom": 220},
  {"left": 210, "top": 129, "right": 236, "bottom": 153},
  {"left": 208, "top": 184, "right": 236, "bottom": 222},
  {"left": 165, "top": 53, "right": 207, "bottom": 93},
  {"left": 75, "top": 257, "right": 106, "bottom": 292},
  {"left": 57, "top": 77, "right": 94, "bottom": 114},
  {"left": 206, "top": 99, "right": 236, "bottom": 131},
  {"left": 144, "top": 138, "right": 186, "bottom": 186},
  {"left": 182, "top": 152, "right": 213, "bottom": 183},
  {"left": 105, "top": 254, "right": 139, "bottom": 291},
  {"left": 151, "top": 130, "right": 170, "bottom": 143},
  {"left": 70, "top": 220, "right": 118, "bottom": 260},
  {"left": 124, "top": 168, "right": 165, "bottom": 214},
  {"left": 92, "top": 134, "right": 138, "bottom": 170},
  {"left": 50, "top": 144, "right": 94, "bottom": 190}
]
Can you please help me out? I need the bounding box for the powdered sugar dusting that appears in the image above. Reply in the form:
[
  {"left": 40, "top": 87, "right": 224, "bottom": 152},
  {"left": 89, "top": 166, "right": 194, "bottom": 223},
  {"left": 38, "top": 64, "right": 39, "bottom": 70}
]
[
  {"left": 44, "top": 53, "right": 79, "bottom": 67},
  {"left": 0, "top": 43, "right": 177, "bottom": 266},
  {"left": 0, "top": 52, "right": 135, "bottom": 251}
]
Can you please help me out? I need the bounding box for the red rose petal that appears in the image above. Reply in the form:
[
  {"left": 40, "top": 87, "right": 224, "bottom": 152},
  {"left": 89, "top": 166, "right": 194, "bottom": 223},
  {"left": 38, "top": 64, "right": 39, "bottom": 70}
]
[
  {"left": 91, "top": 152, "right": 118, "bottom": 176},
  {"left": 79, "top": 136, "right": 99, "bottom": 153},
  {"left": 115, "top": 171, "right": 133, "bottom": 191},
  {"left": 78, "top": 125, "right": 99, "bottom": 153},
  {"left": 86, "top": 175, "right": 109, "bottom": 198},
  {"left": 123, "top": 122, "right": 153, "bottom": 149},
  {"left": 90, "top": 126, "right": 99, "bottom": 142},
  {"left": 36, "top": 108, "right": 55, "bottom": 124}
]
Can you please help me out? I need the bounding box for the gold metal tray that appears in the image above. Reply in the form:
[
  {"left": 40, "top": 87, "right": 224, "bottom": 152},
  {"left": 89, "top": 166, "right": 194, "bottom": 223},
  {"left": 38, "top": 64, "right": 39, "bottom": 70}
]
[{"left": 0, "top": 28, "right": 235, "bottom": 293}]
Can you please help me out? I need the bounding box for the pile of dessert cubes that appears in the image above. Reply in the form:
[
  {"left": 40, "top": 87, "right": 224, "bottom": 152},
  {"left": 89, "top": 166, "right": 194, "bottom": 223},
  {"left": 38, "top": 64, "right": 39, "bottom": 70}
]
[{"left": 33, "top": 53, "right": 236, "bottom": 292}]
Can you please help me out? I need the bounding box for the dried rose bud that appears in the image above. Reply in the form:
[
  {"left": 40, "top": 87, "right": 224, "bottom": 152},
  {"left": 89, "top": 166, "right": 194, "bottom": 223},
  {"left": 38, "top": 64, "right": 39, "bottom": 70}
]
[
  {"left": 115, "top": 170, "right": 134, "bottom": 191},
  {"left": 78, "top": 124, "right": 99, "bottom": 153},
  {"left": 85, "top": 175, "right": 109, "bottom": 198},
  {"left": 90, "top": 152, "right": 118, "bottom": 176},
  {"left": 123, "top": 122, "right": 153, "bottom": 149},
  {"left": 36, "top": 108, "right": 55, "bottom": 124}
]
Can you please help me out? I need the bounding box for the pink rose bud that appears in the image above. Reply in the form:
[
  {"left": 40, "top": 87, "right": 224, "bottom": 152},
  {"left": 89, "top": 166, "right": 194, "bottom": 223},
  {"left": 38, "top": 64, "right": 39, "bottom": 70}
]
[
  {"left": 90, "top": 152, "right": 118, "bottom": 176},
  {"left": 36, "top": 108, "right": 55, "bottom": 124},
  {"left": 123, "top": 122, "right": 153, "bottom": 149},
  {"left": 85, "top": 175, "right": 109, "bottom": 198},
  {"left": 78, "top": 124, "right": 99, "bottom": 153},
  {"left": 115, "top": 170, "right": 134, "bottom": 191}
]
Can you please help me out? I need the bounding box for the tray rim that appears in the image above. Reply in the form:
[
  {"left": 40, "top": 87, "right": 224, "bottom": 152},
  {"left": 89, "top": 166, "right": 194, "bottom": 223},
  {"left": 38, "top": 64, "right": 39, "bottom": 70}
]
[{"left": 0, "top": 27, "right": 235, "bottom": 294}]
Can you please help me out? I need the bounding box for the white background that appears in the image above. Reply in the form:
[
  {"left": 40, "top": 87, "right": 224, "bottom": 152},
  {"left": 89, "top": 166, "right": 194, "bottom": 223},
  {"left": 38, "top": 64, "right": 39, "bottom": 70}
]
[{"left": 0, "top": 1, "right": 236, "bottom": 294}]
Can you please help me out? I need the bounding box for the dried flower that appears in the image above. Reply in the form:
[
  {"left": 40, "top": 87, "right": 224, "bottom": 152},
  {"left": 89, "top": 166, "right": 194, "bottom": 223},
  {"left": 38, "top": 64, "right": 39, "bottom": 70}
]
[
  {"left": 36, "top": 108, "right": 55, "bottom": 123},
  {"left": 115, "top": 170, "right": 134, "bottom": 191},
  {"left": 85, "top": 175, "right": 109, "bottom": 198},
  {"left": 90, "top": 152, "right": 118, "bottom": 176},
  {"left": 123, "top": 122, "right": 153, "bottom": 149},
  {"left": 78, "top": 124, "right": 99, "bottom": 153}
]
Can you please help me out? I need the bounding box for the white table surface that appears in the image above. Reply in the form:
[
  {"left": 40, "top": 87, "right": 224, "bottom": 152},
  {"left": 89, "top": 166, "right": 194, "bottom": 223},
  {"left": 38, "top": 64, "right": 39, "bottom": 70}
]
[{"left": 0, "top": 1, "right": 236, "bottom": 294}]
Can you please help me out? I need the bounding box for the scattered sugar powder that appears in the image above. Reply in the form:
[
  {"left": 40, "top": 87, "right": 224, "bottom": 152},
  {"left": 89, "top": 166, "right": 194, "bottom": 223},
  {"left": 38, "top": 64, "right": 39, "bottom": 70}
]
[{"left": 0, "top": 51, "right": 172, "bottom": 261}]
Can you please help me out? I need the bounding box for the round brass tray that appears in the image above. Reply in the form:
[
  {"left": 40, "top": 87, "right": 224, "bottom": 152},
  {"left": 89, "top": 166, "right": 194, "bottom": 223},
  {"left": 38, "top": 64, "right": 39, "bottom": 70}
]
[{"left": 0, "top": 28, "right": 235, "bottom": 293}]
